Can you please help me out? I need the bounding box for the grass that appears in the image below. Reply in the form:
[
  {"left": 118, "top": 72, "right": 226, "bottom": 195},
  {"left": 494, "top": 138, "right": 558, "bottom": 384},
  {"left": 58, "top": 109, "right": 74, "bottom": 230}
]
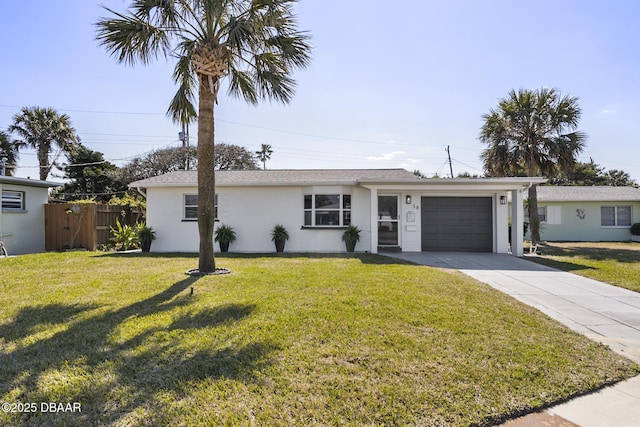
[
  {"left": 527, "top": 242, "right": 640, "bottom": 293},
  {"left": 0, "top": 252, "right": 637, "bottom": 426}
]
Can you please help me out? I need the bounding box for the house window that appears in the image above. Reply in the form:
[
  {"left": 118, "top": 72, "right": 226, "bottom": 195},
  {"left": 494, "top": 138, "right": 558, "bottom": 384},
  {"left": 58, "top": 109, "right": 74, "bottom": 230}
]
[
  {"left": 184, "top": 194, "right": 218, "bottom": 221},
  {"left": 601, "top": 206, "right": 632, "bottom": 227},
  {"left": 524, "top": 206, "right": 548, "bottom": 222},
  {"left": 1, "top": 190, "right": 25, "bottom": 211},
  {"left": 304, "top": 194, "right": 351, "bottom": 227},
  {"left": 538, "top": 206, "right": 547, "bottom": 223}
]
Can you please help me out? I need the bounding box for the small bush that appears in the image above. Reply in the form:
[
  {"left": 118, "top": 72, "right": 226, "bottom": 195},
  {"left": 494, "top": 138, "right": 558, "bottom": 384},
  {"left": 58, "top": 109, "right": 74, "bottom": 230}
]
[
  {"left": 631, "top": 223, "right": 640, "bottom": 236},
  {"left": 110, "top": 218, "right": 139, "bottom": 251}
]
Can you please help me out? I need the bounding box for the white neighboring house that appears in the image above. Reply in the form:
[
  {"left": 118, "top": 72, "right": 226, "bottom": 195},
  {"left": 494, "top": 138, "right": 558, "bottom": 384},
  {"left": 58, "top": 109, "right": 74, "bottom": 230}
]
[
  {"left": 0, "top": 176, "right": 60, "bottom": 255},
  {"left": 526, "top": 186, "right": 640, "bottom": 242},
  {"left": 129, "top": 169, "right": 545, "bottom": 256}
]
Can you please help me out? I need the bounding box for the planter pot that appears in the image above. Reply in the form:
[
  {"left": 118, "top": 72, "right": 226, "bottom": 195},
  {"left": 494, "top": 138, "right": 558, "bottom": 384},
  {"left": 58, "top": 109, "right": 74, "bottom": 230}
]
[
  {"left": 345, "top": 241, "right": 356, "bottom": 253},
  {"left": 632, "top": 235, "right": 640, "bottom": 243},
  {"left": 275, "top": 240, "right": 286, "bottom": 253},
  {"left": 141, "top": 240, "right": 152, "bottom": 253},
  {"left": 219, "top": 241, "right": 230, "bottom": 253}
]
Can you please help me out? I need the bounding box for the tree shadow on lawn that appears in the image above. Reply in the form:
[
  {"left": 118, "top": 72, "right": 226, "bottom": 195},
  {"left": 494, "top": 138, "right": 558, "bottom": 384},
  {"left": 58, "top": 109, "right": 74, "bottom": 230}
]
[
  {"left": 212, "top": 252, "right": 417, "bottom": 266},
  {"left": 539, "top": 243, "right": 640, "bottom": 264},
  {"left": 0, "top": 302, "right": 100, "bottom": 343},
  {"left": 527, "top": 257, "right": 597, "bottom": 273},
  {"left": 95, "top": 251, "right": 415, "bottom": 265},
  {"left": 0, "top": 276, "right": 274, "bottom": 426}
]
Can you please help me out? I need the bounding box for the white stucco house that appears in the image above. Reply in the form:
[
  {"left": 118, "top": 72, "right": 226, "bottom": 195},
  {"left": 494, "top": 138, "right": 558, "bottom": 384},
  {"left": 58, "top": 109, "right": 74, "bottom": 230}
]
[
  {"left": 0, "top": 176, "right": 60, "bottom": 255},
  {"left": 130, "top": 169, "right": 545, "bottom": 257},
  {"left": 526, "top": 186, "right": 640, "bottom": 242}
]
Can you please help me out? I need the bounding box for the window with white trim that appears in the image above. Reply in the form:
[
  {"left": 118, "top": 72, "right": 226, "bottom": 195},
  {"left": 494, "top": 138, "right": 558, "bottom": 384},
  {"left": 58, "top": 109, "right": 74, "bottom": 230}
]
[
  {"left": 184, "top": 194, "right": 218, "bottom": 220},
  {"left": 601, "top": 206, "right": 632, "bottom": 227},
  {"left": 1, "top": 190, "right": 25, "bottom": 210},
  {"left": 524, "top": 206, "right": 548, "bottom": 222},
  {"left": 537, "top": 206, "right": 547, "bottom": 223},
  {"left": 304, "top": 194, "right": 351, "bottom": 226}
]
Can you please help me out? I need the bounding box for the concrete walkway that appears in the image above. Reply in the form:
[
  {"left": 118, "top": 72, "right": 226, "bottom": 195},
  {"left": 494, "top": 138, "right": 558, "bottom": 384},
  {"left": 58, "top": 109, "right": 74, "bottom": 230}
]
[{"left": 383, "top": 252, "right": 640, "bottom": 427}]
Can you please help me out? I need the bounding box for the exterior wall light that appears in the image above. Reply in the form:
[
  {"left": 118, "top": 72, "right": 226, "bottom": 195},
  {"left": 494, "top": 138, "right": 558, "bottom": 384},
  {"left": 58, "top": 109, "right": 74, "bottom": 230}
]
[
  {"left": 500, "top": 195, "right": 507, "bottom": 205},
  {"left": 406, "top": 195, "right": 412, "bottom": 204}
]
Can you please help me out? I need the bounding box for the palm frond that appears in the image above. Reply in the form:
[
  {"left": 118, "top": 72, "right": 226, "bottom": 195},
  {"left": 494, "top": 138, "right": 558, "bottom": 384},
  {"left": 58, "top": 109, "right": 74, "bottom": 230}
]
[
  {"left": 167, "top": 40, "right": 198, "bottom": 124},
  {"left": 95, "top": 6, "right": 171, "bottom": 65},
  {"left": 479, "top": 87, "right": 585, "bottom": 179},
  {"left": 227, "top": 66, "right": 258, "bottom": 104}
]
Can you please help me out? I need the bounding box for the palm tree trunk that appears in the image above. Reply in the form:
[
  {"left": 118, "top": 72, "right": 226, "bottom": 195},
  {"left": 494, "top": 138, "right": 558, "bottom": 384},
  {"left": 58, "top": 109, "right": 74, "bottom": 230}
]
[
  {"left": 528, "top": 184, "right": 541, "bottom": 246},
  {"left": 197, "top": 77, "right": 217, "bottom": 273},
  {"left": 527, "top": 160, "right": 541, "bottom": 246},
  {"left": 37, "top": 142, "right": 49, "bottom": 181}
]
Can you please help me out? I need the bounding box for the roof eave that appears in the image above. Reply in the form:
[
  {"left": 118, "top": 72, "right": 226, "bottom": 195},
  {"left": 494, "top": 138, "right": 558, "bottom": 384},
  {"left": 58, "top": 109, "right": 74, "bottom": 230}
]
[
  {"left": 131, "top": 180, "right": 361, "bottom": 188},
  {"left": 0, "top": 176, "right": 62, "bottom": 188}
]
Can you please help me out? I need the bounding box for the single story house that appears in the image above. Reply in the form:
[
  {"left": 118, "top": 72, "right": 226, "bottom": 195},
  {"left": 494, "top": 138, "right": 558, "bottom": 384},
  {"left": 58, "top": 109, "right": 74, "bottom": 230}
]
[
  {"left": 130, "top": 169, "right": 546, "bottom": 257},
  {"left": 527, "top": 186, "right": 640, "bottom": 242},
  {"left": 0, "top": 176, "right": 60, "bottom": 255}
]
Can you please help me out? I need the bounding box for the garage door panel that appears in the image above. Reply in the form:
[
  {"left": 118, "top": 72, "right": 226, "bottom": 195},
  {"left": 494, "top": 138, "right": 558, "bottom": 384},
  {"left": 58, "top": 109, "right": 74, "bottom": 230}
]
[{"left": 421, "top": 197, "right": 493, "bottom": 252}]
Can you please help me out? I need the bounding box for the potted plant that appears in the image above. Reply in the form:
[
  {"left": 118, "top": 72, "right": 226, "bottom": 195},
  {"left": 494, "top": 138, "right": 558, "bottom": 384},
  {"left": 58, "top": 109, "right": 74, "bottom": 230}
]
[
  {"left": 271, "top": 224, "right": 289, "bottom": 253},
  {"left": 631, "top": 223, "right": 640, "bottom": 243},
  {"left": 136, "top": 223, "right": 156, "bottom": 252},
  {"left": 214, "top": 223, "right": 237, "bottom": 253},
  {"left": 342, "top": 225, "right": 361, "bottom": 252}
]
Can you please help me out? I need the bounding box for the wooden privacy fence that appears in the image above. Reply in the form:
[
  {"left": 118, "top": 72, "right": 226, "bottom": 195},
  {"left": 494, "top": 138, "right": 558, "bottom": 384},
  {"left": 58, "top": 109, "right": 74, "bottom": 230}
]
[{"left": 45, "top": 203, "right": 143, "bottom": 251}]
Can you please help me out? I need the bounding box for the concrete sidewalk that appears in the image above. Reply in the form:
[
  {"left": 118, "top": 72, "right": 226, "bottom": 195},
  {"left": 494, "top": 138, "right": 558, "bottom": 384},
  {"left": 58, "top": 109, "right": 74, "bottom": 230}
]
[{"left": 383, "top": 252, "right": 640, "bottom": 427}]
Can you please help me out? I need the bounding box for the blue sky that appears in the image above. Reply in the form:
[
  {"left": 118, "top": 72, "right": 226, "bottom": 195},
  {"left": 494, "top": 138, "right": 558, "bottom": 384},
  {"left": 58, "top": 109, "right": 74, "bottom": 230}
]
[{"left": 1, "top": 0, "right": 639, "bottom": 181}]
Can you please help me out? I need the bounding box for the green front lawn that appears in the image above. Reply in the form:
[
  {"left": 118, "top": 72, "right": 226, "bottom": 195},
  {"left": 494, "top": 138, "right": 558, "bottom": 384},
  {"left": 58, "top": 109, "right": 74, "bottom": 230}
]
[
  {"left": 0, "top": 252, "right": 637, "bottom": 426},
  {"left": 528, "top": 242, "right": 640, "bottom": 293}
]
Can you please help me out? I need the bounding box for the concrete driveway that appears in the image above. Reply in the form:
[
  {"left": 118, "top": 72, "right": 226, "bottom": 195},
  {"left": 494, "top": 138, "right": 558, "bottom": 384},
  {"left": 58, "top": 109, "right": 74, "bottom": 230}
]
[{"left": 383, "top": 252, "right": 640, "bottom": 426}]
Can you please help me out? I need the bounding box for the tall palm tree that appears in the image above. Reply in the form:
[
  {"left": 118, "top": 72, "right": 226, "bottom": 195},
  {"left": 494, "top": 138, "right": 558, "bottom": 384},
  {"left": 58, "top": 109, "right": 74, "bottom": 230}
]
[
  {"left": 256, "top": 143, "right": 273, "bottom": 170},
  {"left": 96, "top": 0, "right": 311, "bottom": 273},
  {"left": 8, "top": 107, "right": 79, "bottom": 181},
  {"left": 0, "top": 131, "right": 20, "bottom": 176},
  {"left": 480, "top": 88, "right": 586, "bottom": 245}
]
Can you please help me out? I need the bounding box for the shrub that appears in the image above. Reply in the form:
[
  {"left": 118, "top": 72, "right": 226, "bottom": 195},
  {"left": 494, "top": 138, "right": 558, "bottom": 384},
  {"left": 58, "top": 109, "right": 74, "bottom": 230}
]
[
  {"left": 631, "top": 223, "right": 640, "bottom": 236},
  {"left": 110, "top": 218, "right": 139, "bottom": 251}
]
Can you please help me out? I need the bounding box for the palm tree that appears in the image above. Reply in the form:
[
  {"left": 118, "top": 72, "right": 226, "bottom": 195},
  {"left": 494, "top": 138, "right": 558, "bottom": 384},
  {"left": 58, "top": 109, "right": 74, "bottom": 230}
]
[
  {"left": 0, "top": 131, "right": 20, "bottom": 176},
  {"left": 256, "top": 143, "right": 273, "bottom": 170},
  {"left": 604, "top": 169, "right": 636, "bottom": 187},
  {"left": 480, "top": 88, "right": 586, "bottom": 245},
  {"left": 8, "top": 107, "right": 79, "bottom": 181},
  {"left": 96, "top": 0, "right": 311, "bottom": 273}
]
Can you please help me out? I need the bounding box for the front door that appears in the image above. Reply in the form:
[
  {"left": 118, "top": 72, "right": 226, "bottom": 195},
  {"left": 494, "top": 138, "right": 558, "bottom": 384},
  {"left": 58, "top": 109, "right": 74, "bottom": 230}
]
[{"left": 378, "top": 195, "right": 399, "bottom": 246}]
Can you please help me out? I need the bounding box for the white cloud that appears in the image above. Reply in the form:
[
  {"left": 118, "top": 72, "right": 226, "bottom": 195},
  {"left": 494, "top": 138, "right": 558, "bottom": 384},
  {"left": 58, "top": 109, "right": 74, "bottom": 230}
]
[
  {"left": 366, "top": 151, "right": 406, "bottom": 161},
  {"left": 404, "top": 158, "right": 422, "bottom": 164}
]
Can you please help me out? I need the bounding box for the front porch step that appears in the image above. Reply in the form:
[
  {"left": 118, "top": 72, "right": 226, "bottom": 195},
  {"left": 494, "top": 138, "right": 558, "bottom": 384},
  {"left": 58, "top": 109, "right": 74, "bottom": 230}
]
[{"left": 378, "top": 246, "right": 402, "bottom": 253}]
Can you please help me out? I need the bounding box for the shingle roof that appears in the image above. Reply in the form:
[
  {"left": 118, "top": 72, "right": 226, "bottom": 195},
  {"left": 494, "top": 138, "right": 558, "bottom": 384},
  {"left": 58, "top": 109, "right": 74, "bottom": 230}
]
[
  {"left": 0, "top": 176, "right": 61, "bottom": 188},
  {"left": 535, "top": 186, "right": 640, "bottom": 202},
  {"left": 130, "top": 168, "right": 420, "bottom": 187}
]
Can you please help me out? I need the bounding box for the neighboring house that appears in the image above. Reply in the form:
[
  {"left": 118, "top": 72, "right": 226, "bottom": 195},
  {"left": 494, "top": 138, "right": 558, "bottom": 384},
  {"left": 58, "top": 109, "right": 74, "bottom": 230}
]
[
  {"left": 526, "top": 186, "right": 640, "bottom": 242},
  {"left": 130, "top": 169, "right": 545, "bottom": 257},
  {"left": 0, "top": 176, "right": 60, "bottom": 255}
]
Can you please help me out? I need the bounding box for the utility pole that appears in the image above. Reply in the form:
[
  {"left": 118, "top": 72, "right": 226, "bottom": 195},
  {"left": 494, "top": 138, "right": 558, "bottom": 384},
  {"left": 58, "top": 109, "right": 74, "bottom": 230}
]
[
  {"left": 445, "top": 145, "right": 454, "bottom": 178},
  {"left": 179, "top": 124, "right": 190, "bottom": 170}
]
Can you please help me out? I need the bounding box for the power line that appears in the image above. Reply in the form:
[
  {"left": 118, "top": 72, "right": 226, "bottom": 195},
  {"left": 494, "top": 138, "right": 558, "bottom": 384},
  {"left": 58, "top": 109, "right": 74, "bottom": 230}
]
[
  {"left": 0, "top": 104, "right": 164, "bottom": 116},
  {"left": 1, "top": 103, "right": 443, "bottom": 148}
]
